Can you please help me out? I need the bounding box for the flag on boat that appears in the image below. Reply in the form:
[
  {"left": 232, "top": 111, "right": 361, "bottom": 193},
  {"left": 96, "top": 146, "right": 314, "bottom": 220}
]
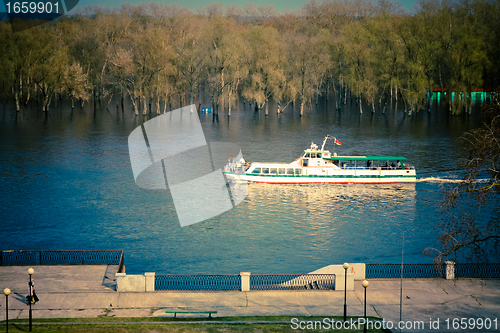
[{"left": 334, "top": 138, "right": 342, "bottom": 145}]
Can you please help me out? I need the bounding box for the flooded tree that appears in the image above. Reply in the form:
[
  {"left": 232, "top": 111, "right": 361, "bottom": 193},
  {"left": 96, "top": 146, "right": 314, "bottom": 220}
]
[
  {"left": 286, "top": 31, "right": 330, "bottom": 116},
  {"left": 170, "top": 13, "right": 207, "bottom": 105},
  {"left": 241, "top": 25, "right": 285, "bottom": 114},
  {"left": 0, "top": 0, "right": 497, "bottom": 115},
  {"left": 203, "top": 17, "right": 248, "bottom": 115}
]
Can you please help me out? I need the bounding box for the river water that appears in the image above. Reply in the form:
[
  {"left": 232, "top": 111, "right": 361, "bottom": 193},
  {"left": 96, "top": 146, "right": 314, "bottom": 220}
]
[{"left": 0, "top": 97, "right": 482, "bottom": 274}]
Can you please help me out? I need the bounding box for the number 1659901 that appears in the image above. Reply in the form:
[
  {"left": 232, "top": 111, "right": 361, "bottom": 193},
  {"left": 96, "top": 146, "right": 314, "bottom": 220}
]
[
  {"left": 445, "top": 318, "right": 497, "bottom": 330},
  {"left": 5, "top": 2, "right": 60, "bottom": 14}
]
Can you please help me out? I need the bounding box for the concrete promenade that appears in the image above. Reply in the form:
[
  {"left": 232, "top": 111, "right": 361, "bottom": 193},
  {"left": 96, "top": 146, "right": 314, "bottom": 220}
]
[{"left": 0, "top": 265, "right": 499, "bottom": 332}]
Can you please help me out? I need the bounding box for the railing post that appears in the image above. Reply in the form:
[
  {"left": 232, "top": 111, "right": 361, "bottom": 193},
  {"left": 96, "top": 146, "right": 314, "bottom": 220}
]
[
  {"left": 445, "top": 261, "right": 455, "bottom": 280},
  {"left": 240, "top": 272, "right": 250, "bottom": 292}
]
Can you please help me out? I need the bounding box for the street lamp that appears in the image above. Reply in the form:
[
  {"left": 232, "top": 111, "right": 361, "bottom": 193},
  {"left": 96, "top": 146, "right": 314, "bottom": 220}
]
[
  {"left": 342, "top": 262, "right": 349, "bottom": 322},
  {"left": 362, "top": 280, "right": 369, "bottom": 333},
  {"left": 28, "top": 268, "right": 34, "bottom": 332},
  {"left": 3, "top": 288, "right": 10, "bottom": 333}
]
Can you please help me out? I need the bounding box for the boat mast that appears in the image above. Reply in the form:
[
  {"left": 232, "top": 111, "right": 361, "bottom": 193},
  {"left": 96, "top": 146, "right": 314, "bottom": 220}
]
[{"left": 321, "top": 135, "right": 335, "bottom": 151}]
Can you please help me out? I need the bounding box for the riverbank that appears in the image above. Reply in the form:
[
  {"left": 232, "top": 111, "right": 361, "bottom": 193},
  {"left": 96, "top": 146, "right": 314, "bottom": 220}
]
[{"left": 1, "top": 266, "right": 499, "bottom": 332}]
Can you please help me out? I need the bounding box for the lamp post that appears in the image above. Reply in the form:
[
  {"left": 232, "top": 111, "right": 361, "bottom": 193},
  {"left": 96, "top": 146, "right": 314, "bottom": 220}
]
[
  {"left": 3, "top": 288, "right": 10, "bottom": 333},
  {"left": 28, "top": 267, "right": 34, "bottom": 332},
  {"left": 362, "top": 280, "right": 369, "bottom": 333},
  {"left": 342, "top": 262, "right": 349, "bottom": 322}
]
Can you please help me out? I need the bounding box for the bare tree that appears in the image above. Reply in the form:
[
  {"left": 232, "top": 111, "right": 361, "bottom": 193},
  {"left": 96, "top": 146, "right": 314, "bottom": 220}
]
[{"left": 436, "top": 97, "right": 500, "bottom": 263}]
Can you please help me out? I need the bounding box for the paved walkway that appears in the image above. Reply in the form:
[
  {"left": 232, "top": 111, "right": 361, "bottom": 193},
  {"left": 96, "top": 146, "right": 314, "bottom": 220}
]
[{"left": 1, "top": 265, "right": 499, "bottom": 332}]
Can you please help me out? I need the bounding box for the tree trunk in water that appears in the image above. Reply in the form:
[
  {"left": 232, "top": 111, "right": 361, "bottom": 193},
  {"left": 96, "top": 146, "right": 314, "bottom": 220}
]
[
  {"left": 106, "top": 94, "right": 113, "bottom": 110},
  {"left": 43, "top": 93, "right": 52, "bottom": 112},
  {"left": 468, "top": 94, "right": 472, "bottom": 114},
  {"left": 390, "top": 84, "right": 393, "bottom": 108},
  {"left": 265, "top": 99, "right": 268, "bottom": 116},
  {"left": 129, "top": 93, "right": 138, "bottom": 115},
  {"left": 25, "top": 77, "right": 31, "bottom": 105},
  {"left": 300, "top": 98, "right": 304, "bottom": 117},
  {"left": 228, "top": 89, "right": 231, "bottom": 117},
  {"left": 133, "top": 101, "right": 138, "bottom": 115},
  {"left": 14, "top": 91, "right": 20, "bottom": 111},
  {"left": 156, "top": 96, "right": 160, "bottom": 114},
  {"left": 121, "top": 88, "right": 124, "bottom": 112}
]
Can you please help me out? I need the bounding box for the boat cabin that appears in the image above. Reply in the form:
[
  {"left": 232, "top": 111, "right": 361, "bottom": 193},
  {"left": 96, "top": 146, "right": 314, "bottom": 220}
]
[{"left": 301, "top": 143, "right": 335, "bottom": 167}]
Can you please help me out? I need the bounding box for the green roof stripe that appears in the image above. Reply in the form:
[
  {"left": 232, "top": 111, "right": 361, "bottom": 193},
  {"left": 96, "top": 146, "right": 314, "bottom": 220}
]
[{"left": 323, "top": 156, "right": 407, "bottom": 161}]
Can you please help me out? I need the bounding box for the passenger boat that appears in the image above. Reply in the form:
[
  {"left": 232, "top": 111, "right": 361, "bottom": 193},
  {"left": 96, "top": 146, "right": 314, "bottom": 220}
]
[{"left": 223, "top": 135, "right": 416, "bottom": 184}]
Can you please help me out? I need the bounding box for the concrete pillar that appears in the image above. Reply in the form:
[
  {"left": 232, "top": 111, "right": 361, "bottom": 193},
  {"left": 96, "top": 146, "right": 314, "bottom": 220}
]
[
  {"left": 115, "top": 273, "right": 149, "bottom": 292},
  {"left": 445, "top": 261, "right": 455, "bottom": 280},
  {"left": 115, "top": 273, "right": 126, "bottom": 292},
  {"left": 240, "top": 272, "right": 251, "bottom": 292},
  {"left": 336, "top": 273, "right": 354, "bottom": 291},
  {"left": 145, "top": 272, "right": 155, "bottom": 292}
]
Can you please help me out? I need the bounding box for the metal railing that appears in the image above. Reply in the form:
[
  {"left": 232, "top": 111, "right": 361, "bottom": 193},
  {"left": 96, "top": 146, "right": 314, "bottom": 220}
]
[
  {"left": 0, "top": 250, "right": 124, "bottom": 267},
  {"left": 155, "top": 274, "right": 241, "bottom": 291},
  {"left": 455, "top": 263, "right": 500, "bottom": 278},
  {"left": 250, "top": 274, "right": 335, "bottom": 290},
  {"left": 366, "top": 263, "right": 446, "bottom": 279}
]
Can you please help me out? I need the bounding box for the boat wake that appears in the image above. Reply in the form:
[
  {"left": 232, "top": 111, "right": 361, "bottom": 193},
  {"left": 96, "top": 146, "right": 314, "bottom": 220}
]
[{"left": 417, "top": 177, "right": 462, "bottom": 183}]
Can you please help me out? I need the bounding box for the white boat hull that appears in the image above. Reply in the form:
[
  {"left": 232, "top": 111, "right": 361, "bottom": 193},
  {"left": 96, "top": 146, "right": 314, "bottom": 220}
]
[{"left": 225, "top": 172, "right": 417, "bottom": 184}]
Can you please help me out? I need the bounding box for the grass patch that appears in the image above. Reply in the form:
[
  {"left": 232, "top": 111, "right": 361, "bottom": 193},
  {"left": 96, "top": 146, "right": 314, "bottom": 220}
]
[
  {"left": 1, "top": 316, "right": 388, "bottom": 332},
  {"left": 5, "top": 315, "right": 382, "bottom": 323}
]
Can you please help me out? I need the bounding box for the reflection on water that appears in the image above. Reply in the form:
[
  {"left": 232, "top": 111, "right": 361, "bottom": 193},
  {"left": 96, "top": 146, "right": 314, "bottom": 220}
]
[{"left": 0, "top": 98, "right": 484, "bottom": 274}]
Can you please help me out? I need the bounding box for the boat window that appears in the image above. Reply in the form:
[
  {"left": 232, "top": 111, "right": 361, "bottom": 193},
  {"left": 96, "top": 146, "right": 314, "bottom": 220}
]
[
  {"left": 303, "top": 159, "right": 308, "bottom": 167},
  {"left": 295, "top": 168, "right": 302, "bottom": 175},
  {"left": 304, "top": 153, "right": 310, "bottom": 158},
  {"left": 262, "top": 168, "right": 270, "bottom": 174},
  {"left": 252, "top": 168, "right": 261, "bottom": 174},
  {"left": 286, "top": 168, "right": 294, "bottom": 175},
  {"left": 270, "top": 168, "right": 277, "bottom": 174},
  {"left": 317, "top": 153, "right": 321, "bottom": 158},
  {"left": 278, "top": 168, "right": 285, "bottom": 175},
  {"left": 310, "top": 153, "right": 316, "bottom": 158}
]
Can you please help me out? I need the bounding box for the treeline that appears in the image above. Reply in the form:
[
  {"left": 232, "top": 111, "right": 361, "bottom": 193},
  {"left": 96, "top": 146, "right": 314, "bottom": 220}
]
[{"left": 0, "top": 0, "right": 499, "bottom": 115}]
